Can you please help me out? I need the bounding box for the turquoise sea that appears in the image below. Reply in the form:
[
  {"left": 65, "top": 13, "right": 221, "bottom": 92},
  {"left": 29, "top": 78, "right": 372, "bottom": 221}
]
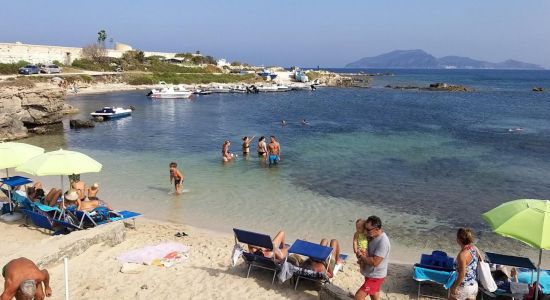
[{"left": 16, "top": 69, "right": 550, "bottom": 263}]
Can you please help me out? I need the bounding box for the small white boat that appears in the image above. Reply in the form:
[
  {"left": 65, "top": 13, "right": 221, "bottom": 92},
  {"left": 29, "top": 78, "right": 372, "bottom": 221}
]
[
  {"left": 193, "top": 89, "right": 212, "bottom": 95},
  {"left": 147, "top": 85, "right": 192, "bottom": 99},
  {"left": 276, "top": 84, "right": 291, "bottom": 92},
  {"left": 90, "top": 107, "right": 132, "bottom": 119},
  {"left": 210, "top": 85, "right": 231, "bottom": 93}
]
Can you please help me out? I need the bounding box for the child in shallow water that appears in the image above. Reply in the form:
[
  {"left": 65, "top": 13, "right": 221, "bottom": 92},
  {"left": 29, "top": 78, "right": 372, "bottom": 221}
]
[
  {"left": 169, "top": 162, "right": 184, "bottom": 194},
  {"left": 353, "top": 218, "right": 369, "bottom": 271}
]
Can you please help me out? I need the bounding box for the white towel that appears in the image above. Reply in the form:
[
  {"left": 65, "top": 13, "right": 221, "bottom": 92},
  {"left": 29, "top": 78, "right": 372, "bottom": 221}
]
[{"left": 231, "top": 244, "right": 244, "bottom": 267}]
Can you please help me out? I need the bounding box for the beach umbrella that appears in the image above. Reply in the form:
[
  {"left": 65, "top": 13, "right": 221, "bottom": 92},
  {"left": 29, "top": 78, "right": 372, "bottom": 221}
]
[
  {"left": 0, "top": 142, "right": 44, "bottom": 177},
  {"left": 482, "top": 199, "right": 550, "bottom": 300},
  {"left": 15, "top": 149, "right": 102, "bottom": 191}
]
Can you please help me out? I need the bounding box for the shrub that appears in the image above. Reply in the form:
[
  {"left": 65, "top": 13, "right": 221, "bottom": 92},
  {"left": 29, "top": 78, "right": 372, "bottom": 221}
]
[
  {"left": 72, "top": 59, "right": 115, "bottom": 71},
  {"left": 0, "top": 61, "right": 29, "bottom": 74}
]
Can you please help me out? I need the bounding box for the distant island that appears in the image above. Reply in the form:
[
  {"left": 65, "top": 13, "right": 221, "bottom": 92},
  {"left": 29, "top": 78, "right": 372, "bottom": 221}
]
[{"left": 346, "top": 49, "right": 545, "bottom": 70}]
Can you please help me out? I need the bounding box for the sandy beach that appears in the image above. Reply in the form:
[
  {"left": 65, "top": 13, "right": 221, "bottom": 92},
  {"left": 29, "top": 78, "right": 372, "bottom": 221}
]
[{"left": 0, "top": 217, "right": 428, "bottom": 300}]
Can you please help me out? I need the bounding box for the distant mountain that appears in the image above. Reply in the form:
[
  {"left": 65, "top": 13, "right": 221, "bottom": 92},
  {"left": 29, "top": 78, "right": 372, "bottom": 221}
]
[{"left": 346, "top": 50, "right": 545, "bottom": 70}]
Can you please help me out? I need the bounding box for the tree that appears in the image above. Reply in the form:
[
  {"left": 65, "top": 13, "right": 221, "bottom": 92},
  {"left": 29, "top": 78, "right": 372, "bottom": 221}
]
[
  {"left": 81, "top": 44, "right": 107, "bottom": 62},
  {"left": 97, "top": 30, "right": 107, "bottom": 48}
]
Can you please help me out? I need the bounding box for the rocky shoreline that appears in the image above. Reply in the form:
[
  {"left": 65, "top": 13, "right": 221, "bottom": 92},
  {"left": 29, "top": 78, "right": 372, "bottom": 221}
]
[{"left": 0, "top": 82, "right": 76, "bottom": 141}]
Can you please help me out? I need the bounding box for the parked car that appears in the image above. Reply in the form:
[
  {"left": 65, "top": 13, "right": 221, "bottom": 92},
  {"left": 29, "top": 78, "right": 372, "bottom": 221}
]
[
  {"left": 40, "top": 64, "right": 62, "bottom": 74},
  {"left": 18, "top": 65, "right": 40, "bottom": 75}
]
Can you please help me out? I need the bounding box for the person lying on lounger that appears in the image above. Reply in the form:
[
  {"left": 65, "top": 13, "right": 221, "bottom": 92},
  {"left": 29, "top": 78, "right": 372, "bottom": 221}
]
[
  {"left": 247, "top": 230, "right": 288, "bottom": 261},
  {"left": 301, "top": 238, "right": 342, "bottom": 278}
]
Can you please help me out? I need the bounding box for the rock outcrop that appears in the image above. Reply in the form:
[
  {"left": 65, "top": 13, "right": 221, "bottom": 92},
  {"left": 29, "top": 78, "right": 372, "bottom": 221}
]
[
  {"left": 385, "top": 82, "right": 473, "bottom": 92},
  {"left": 69, "top": 119, "right": 95, "bottom": 129},
  {"left": 0, "top": 83, "right": 66, "bottom": 141}
]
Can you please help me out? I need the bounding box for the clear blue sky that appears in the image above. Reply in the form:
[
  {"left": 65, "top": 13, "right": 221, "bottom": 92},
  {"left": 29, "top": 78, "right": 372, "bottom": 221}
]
[{"left": 2, "top": 0, "right": 549, "bottom": 67}]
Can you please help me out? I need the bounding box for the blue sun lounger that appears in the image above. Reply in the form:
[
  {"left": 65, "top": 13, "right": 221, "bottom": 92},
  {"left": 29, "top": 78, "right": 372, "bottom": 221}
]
[
  {"left": 22, "top": 209, "right": 79, "bottom": 235},
  {"left": 288, "top": 239, "right": 334, "bottom": 290},
  {"left": 69, "top": 207, "right": 142, "bottom": 229},
  {"left": 479, "top": 252, "right": 537, "bottom": 299},
  {"left": 233, "top": 228, "right": 286, "bottom": 284},
  {"left": 413, "top": 251, "right": 456, "bottom": 299}
]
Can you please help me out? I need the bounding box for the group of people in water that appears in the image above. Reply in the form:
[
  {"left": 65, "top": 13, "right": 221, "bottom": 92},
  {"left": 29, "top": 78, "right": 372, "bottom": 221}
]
[{"left": 222, "top": 135, "right": 281, "bottom": 165}]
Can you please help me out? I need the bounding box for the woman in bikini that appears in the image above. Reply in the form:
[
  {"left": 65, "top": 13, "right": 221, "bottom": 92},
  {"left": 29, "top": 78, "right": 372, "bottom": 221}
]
[
  {"left": 247, "top": 230, "right": 288, "bottom": 261},
  {"left": 257, "top": 136, "right": 268, "bottom": 157},
  {"left": 242, "top": 135, "right": 255, "bottom": 156}
]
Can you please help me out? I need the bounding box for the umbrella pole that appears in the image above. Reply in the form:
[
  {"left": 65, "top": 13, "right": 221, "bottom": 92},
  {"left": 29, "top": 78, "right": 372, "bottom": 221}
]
[
  {"left": 534, "top": 248, "right": 542, "bottom": 300},
  {"left": 61, "top": 175, "right": 65, "bottom": 208},
  {"left": 5, "top": 168, "right": 8, "bottom": 177}
]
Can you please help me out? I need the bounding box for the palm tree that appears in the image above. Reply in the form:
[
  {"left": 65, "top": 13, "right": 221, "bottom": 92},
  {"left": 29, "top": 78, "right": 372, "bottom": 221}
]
[{"left": 97, "top": 30, "right": 107, "bottom": 48}]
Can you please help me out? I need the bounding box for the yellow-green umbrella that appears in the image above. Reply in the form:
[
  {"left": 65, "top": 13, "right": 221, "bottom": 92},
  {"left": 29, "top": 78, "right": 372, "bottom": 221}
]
[
  {"left": 15, "top": 149, "right": 102, "bottom": 191},
  {"left": 0, "top": 142, "right": 44, "bottom": 177},
  {"left": 482, "top": 199, "right": 550, "bottom": 300}
]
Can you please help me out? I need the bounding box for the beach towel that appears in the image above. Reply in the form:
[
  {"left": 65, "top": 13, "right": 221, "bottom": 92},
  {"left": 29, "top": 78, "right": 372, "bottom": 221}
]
[{"left": 118, "top": 242, "right": 190, "bottom": 267}]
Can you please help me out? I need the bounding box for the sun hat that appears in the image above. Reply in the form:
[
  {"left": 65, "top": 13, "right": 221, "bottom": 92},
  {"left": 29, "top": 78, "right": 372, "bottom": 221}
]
[{"left": 65, "top": 190, "right": 79, "bottom": 201}]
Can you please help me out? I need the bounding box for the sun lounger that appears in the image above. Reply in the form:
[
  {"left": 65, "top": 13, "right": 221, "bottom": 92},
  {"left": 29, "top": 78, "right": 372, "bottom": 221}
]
[
  {"left": 69, "top": 207, "right": 142, "bottom": 229},
  {"left": 287, "top": 239, "right": 334, "bottom": 290},
  {"left": 413, "top": 250, "right": 456, "bottom": 299},
  {"left": 232, "top": 228, "right": 287, "bottom": 284},
  {"left": 478, "top": 252, "right": 536, "bottom": 299},
  {"left": 22, "top": 209, "right": 79, "bottom": 235}
]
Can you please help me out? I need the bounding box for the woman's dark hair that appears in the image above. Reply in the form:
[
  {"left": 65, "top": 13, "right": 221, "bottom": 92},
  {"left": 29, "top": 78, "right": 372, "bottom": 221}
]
[
  {"left": 366, "top": 215, "right": 382, "bottom": 229},
  {"left": 169, "top": 162, "right": 177, "bottom": 167},
  {"left": 457, "top": 227, "right": 474, "bottom": 245},
  {"left": 259, "top": 136, "right": 265, "bottom": 141},
  {"left": 242, "top": 136, "right": 247, "bottom": 141}
]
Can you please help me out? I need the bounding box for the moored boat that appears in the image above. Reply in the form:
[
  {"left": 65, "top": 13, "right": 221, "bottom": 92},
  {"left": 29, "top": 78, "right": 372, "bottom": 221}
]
[
  {"left": 147, "top": 85, "right": 192, "bottom": 99},
  {"left": 90, "top": 107, "right": 132, "bottom": 119}
]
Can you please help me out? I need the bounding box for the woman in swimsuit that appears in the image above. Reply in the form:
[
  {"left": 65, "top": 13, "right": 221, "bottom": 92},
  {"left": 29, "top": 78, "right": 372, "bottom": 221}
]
[
  {"left": 242, "top": 135, "right": 255, "bottom": 156},
  {"left": 222, "top": 140, "right": 234, "bottom": 162},
  {"left": 257, "top": 136, "right": 268, "bottom": 157},
  {"left": 247, "top": 230, "right": 288, "bottom": 261}
]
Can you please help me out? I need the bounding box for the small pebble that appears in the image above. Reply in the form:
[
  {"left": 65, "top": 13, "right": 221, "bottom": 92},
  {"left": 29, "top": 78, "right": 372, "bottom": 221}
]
[{"left": 141, "top": 284, "right": 148, "bottom": 290}]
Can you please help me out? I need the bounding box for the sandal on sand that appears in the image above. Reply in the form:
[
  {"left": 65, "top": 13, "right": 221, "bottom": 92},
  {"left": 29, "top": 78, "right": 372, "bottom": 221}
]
[{"left": 175, "top": 232, "right": 188, "bottom": 237}]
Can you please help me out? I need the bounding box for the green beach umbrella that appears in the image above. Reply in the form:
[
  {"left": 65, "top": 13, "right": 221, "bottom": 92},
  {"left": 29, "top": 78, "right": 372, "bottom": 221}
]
[
  {"left": 0, "top": 142, "right": 44, "bottom": 177},
  {"left": 15, "top": 149, "right": 102, "bottom": 191},
  {"left": 482, "top": 199, "right": 550, "bottom": 300}
]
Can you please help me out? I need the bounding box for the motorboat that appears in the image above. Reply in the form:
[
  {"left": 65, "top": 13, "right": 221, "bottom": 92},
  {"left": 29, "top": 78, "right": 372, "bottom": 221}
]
[
  {"left": 90, "top": 107, "right": 132, "bottom": 119},
  {"left": 147, "top": 85, "right": 192, "bottom": 99},
  {"left": 210, "top": 85, "right": 231, "bottom": 93},
  {"left": 276, "top": 84, "right": 291, "bottom": 92},
  {"left": 294, "top": 70, "right": 309, "bottom": 83},
  {"left": 193, "top": 89, "right": 212, "bottom": 95},
  {"left": 258, "top": 69, "right": 278, "bottom": 81}
]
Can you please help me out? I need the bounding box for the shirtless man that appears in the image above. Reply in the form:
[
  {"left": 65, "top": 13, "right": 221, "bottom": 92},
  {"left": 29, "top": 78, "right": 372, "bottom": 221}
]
[
  {"left": 71, "top": 179, "right": 86, "bottom": 201},
  {"left": 267, "top": 136, "right": 281, "bottom": 165},
  {"left": 87, "top": 183, "right": 100, "bottom": 200},
  {"left": 1, "top": 257, "right": 51, "bottom": 300}
]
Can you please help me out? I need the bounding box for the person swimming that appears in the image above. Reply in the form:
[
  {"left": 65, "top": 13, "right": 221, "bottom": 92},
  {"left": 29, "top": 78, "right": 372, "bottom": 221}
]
[
  {"left": 281, "top": 120, "right": 287, "bottom": 126},
  {"left": 301, "top": 119, "right": 309, "bottom": 125}
]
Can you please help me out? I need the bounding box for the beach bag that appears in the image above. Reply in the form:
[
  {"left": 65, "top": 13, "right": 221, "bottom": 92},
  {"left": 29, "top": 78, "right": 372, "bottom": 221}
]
[{"left": 476, "top": 247, "right": 497, "bottom": 292}]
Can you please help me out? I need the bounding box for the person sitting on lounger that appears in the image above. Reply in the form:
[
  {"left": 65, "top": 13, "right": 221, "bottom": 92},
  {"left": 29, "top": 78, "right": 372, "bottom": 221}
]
[
  {"left": 87, "top": 183, "right": 100, "bottom": 200},
  {"left": 71, "top": 179, "right": 86, "bottom": 201},
  {"left": 27, "top": 182, "right": 45, "bottom": 202},
  {"left": 247, "top": 230, "right": 288, "bottom": 261},
  {"left": 62, "top": 190, "right": 81, "bottom": 209},
  {"left": 301, "top": 238, "right": 342, "bottom": 278}
]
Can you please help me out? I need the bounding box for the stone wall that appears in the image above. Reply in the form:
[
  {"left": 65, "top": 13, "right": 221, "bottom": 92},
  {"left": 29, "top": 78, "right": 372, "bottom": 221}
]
[
  {"left": 0, "top": 42, "right": 179, "bottom": 64},
  {"left": 0, "top": 83, "right": 67, "bottom": 141}
]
